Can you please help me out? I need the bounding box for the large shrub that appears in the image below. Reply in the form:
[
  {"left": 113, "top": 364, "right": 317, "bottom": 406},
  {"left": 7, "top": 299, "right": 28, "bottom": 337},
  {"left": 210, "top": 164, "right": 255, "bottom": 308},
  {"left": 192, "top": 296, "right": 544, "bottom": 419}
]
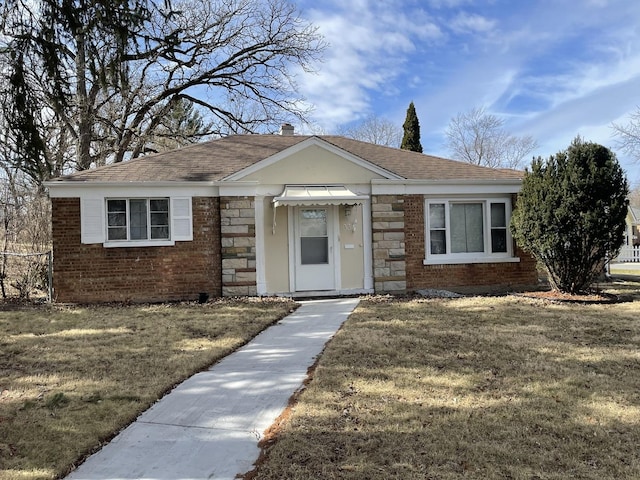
[{"left": 511, "top": 137, "right": 628, "bottom": 294}]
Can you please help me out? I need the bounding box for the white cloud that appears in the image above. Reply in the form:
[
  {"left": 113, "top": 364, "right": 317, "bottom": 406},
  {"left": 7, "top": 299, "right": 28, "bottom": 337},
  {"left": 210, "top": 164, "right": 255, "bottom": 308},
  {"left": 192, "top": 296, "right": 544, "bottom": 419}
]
[
  {"left": 293, "top": 0, "right": 640, "bottom": 183},
  {"left": 449, "top": 12, "right": 497, "bottom": 34},
  {"left": 427, "top": 0, "right": 476, "bottom": 7},
  {"left": 296, "top": 1, "right": 442, "bottom": 130}
]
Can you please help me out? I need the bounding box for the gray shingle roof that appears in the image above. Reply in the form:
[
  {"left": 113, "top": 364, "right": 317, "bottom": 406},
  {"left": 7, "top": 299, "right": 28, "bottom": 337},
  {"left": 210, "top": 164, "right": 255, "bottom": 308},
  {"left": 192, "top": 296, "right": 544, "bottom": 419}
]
[{"left": 49, "top": 135, "right": 523, "bottom": 183}]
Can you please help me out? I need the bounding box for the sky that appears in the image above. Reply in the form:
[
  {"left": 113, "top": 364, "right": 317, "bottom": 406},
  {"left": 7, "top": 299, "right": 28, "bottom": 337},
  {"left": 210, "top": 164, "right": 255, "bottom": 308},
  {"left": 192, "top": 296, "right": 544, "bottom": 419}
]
[{"left": 291, "top": 0, "right": 640, "bottom": 187}]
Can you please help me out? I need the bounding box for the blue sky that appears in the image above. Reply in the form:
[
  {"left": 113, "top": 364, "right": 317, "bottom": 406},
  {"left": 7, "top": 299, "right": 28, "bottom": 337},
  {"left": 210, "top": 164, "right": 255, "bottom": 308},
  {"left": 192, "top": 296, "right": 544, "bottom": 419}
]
[{"left": 292, "top": 0, "right": 640, "bottom": 186}]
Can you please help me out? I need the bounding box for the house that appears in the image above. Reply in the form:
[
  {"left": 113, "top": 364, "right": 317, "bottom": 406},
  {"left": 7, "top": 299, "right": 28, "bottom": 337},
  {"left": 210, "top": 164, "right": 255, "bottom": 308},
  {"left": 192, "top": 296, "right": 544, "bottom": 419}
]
[
  {"left": 615, "top": 205, "right": 640, "bottom": 263},
  {"left": 624, "top": 206, "right": 639, "bottom": 247},
  {"left": 45, "top": 127, "right": 538, "bottom": 303}
]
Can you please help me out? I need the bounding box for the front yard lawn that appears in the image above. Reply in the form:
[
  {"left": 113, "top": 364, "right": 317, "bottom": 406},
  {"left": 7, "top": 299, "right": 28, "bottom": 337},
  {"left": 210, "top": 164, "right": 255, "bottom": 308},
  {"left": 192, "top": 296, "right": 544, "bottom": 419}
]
[
  {"left": 250, "top": 283, "right": 640, "bottom": 479},
  {"left": 0, "top": 298, "right": 296, "bottom": 480}
]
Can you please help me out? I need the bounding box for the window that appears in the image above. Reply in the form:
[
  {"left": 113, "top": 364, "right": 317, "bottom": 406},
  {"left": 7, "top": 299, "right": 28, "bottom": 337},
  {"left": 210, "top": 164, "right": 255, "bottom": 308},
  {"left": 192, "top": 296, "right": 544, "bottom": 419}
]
[
  {"left": 107, "top": 198, "right": 170, "bottom": 242},
  {"left": 299, "top": 209, "right": 329, "bottom": 265},
  {"left": 490, "top": 202, "right": 507, "bottom": 253},
  {"left": 426, "top": 198, "right": 516, "bottom": 264}
]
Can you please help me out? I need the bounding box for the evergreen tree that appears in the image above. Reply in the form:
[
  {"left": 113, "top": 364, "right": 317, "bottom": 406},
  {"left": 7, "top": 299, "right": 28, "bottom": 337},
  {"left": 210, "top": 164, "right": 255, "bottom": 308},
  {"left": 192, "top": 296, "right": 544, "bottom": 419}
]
[
  {"left": 1, "top": 0, "right": 324, "bottom": 183},
  {"left": 511, "top": 137, "right": 629, "bottom": 294},
  {"left": 149, "top": 99, "right": 213, "bottom": 153},
  {"left": 401, "top": 101, "right": 423, "bottom": 152}
]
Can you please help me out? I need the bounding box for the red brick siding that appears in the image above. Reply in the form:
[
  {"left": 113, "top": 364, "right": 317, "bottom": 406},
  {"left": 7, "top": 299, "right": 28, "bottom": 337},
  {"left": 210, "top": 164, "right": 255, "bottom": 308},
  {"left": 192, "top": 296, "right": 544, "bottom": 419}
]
[
  {"left": 404, "top": 195, "right": 538, "bottom": 292},
  {"left": 51, "top": 197, "right": 221, "bottom": 303}
]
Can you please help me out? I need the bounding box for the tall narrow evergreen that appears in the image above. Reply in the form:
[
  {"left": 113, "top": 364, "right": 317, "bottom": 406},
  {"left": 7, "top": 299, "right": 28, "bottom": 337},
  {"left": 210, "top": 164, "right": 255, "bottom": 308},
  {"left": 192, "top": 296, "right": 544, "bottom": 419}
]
[{"left": 401, "top": 101, "right": 423, "bottom": 152}]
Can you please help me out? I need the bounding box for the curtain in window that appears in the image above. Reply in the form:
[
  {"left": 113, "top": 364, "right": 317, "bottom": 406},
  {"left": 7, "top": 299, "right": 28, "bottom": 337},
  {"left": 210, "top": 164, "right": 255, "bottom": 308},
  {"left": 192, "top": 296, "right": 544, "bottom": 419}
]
[
  {"left": 129, "top": 199, "right": 148, "bottom": 240},
  {"left": 450, "top": 203, "right": 484, "bottom": 253}
]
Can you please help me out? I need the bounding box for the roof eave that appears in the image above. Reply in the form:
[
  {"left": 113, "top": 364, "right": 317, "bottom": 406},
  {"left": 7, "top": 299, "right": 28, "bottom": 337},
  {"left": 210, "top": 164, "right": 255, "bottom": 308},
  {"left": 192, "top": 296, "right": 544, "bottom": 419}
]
[
  {"left": 44, "top": 180, "right": 223, "bottom": 188},
  {"left": 371, "top": 178, "right": 523, "bottom": 185},
  {"left": 371, "top": 177, "right": 523, "bottom": 196}
]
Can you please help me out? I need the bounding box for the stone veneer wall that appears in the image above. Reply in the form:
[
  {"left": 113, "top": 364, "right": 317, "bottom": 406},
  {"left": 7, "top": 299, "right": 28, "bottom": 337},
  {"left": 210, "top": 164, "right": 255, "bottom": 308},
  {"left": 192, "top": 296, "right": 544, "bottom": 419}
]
[
  {"left": 404, "top": 194, "right": 538, "bottom": 293},
  {"left": 220, "top": 196, "right": 257, "bottom": 296},
  {"left": 371, "top": 195, "right": 407, "bottom": 293},
  {"left": 51, "top": 197, "right": 221, "bottom": 303}
]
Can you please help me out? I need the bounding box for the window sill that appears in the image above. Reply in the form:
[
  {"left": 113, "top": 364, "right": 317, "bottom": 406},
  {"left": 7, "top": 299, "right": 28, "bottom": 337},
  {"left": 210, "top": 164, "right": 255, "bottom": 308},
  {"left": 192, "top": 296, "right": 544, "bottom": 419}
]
[
  {"left": 104, "top": 240, "right": 175, "bottom": 248},
  {"left": 423, "top": 256, "right": 521, "bottom": 265}
]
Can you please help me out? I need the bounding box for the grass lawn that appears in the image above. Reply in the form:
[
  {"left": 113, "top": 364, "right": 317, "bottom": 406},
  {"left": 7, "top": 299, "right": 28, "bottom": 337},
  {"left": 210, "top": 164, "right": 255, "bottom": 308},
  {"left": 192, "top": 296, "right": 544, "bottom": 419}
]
[
  {"left": 251, "top": 282, "right": 640, "bottom": 480},
  {"left": 0, "top": 298, "right": 296, "bottom": 480}
]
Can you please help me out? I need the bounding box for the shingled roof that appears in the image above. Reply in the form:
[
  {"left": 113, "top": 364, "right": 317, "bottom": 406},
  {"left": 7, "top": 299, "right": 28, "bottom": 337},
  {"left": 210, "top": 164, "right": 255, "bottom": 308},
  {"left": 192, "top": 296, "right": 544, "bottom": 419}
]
[{"left": 49, "top": 135, "right": 523, "bottom": 183}]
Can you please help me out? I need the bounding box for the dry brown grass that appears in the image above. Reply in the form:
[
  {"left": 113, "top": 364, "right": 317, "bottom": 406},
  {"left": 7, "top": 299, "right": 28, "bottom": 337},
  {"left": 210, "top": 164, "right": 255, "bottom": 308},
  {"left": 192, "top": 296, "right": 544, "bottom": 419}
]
[
  {"left": 252, "top": 283, "right": 640, "bottom": 480},
  {"left": 0, "top": 298, "right": 297, "bottom": 480}
]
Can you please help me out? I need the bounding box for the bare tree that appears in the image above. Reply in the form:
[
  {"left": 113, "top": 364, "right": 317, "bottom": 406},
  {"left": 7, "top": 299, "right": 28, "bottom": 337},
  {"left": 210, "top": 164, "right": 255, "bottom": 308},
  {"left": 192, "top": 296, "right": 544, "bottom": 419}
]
[
  {"left": 612, "top": 107, "right": 640, "bottom": 164},
  {"left": 338, "top": 114, "right": 402, "bottom": 147},
  {"left": 1, "top": 0, "right": 325, "bottom": 180},
  {"left": 629, "top": 185, "right": 640, "bottom": 207},
  {"left": 445, "top": 106, "right": 538, "bottom": 169}
]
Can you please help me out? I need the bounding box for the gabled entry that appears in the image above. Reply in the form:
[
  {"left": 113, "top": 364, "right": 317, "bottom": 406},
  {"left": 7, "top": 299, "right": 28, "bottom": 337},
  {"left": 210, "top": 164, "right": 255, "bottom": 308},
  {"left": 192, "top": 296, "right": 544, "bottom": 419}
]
[{"left": 274, "top": 185, "right": 368, "bottom": 293}]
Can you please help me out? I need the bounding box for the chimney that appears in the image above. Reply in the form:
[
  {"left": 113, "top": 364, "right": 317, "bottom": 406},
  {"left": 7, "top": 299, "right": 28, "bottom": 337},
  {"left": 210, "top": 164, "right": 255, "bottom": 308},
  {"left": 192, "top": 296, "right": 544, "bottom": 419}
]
[{"left": 279, "top": 123, "right": 294, "bottom": 135}]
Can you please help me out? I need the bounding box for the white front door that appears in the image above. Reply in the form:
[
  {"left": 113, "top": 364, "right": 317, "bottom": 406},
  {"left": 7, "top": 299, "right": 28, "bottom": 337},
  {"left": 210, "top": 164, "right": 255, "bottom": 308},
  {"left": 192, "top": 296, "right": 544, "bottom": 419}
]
[{"left": 293, "top": 206, "right": 336, "bottom": 291}]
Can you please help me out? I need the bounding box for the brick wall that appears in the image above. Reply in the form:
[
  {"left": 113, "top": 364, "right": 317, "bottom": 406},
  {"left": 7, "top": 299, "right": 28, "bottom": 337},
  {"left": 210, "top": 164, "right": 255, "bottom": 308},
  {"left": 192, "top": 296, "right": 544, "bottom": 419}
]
[
  {"left": 371, "top": 195, "right": 406, "bottom": 293},
  {"left": 220, "top": 197, "right": 257, "bottom": 296},
  {"left": 51, "top": 197, "right": 221, "bottom": 303},
  {"left": 404, "top": 195, "right": 538, "bottom": 293}
]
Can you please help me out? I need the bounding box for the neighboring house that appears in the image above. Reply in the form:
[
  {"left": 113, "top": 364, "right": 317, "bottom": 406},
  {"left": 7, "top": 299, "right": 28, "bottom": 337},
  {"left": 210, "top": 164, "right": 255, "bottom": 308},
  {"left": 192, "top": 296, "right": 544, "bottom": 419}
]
[
  {"left": 45, "top": 126, "right": 538, "bottom": 303},
  {"left": 615, "top": 206, "right": 640, "bottom": 263},
  {"left": 624, "top": 206, "right": 639, "bottom": 247}
]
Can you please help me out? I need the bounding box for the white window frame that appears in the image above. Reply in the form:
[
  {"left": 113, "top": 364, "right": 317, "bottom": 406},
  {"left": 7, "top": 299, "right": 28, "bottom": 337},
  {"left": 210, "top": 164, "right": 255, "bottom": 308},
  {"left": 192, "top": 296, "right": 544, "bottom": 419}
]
[
  {"left": 104, "top": 197, "right": 173, "bottom": 247},
  {"left": 424, "top": 197, "right": 520, "bottom": 265}
]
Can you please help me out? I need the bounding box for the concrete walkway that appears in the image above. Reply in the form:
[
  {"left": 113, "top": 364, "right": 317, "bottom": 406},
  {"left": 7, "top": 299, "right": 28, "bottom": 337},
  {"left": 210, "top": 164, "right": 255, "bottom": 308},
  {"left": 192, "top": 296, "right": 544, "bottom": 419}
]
[{"left": 67, "top": 297, "right": 360, "bottom": 480}]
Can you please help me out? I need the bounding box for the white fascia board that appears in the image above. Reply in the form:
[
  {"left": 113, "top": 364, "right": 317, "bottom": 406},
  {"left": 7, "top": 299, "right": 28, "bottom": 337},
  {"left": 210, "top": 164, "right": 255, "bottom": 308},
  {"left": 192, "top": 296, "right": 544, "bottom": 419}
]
[
  {"left": 45, "top": 181, "right": 219, "bottom": 198},
  {"left": 220, "top": 182, "right": 373, "bottom": 198},
  {"left": 218, "top": 181, "right": 260, "bottom": 197},
  {"left": 371, "top": 179, "right": 522, "bottom": 196},
  {"left": 222, "top": 136, "right": 404, "bottom": 181},
  {"left": 250, "top": 183, "right": 372, "bottom": 198}
]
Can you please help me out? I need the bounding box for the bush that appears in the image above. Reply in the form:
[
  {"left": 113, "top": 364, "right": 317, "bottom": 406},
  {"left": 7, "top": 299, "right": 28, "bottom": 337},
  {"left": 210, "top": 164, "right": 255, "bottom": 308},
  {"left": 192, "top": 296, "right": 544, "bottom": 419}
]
[{"left": 511, "top": 137, "right": 628, "bottom": 294}]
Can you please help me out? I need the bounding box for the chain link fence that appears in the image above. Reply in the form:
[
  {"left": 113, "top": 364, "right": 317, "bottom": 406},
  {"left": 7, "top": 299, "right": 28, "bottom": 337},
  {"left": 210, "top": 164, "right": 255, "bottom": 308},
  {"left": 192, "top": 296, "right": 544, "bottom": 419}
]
[{"left": 0, "top": 250, "right": 52, "bottom": 301}]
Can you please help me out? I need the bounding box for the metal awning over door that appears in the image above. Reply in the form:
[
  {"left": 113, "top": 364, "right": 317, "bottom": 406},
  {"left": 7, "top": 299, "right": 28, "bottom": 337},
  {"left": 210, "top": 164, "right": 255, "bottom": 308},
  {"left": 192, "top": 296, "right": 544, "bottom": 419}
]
[{"left": 273, "top": 185, "right": 368, "bottom": 208}]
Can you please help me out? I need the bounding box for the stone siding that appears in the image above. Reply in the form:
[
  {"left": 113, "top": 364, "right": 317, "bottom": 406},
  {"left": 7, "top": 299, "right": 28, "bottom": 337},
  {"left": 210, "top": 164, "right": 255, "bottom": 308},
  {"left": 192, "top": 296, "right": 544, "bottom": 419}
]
[
  {"left": 371, "top": 195, "right": 406, "bottom": 293},
  {"left": 220, "top": 196, "right": 257, "bottom": 296}
]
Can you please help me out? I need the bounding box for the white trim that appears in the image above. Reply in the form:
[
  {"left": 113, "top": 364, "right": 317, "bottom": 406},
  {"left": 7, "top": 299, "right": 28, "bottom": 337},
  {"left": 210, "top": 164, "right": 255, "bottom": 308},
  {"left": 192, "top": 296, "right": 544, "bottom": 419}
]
[
  {"left": 171, "top": 197, "right": 193, "bottom": 241},
  {"left": 49, "top": 184, "right": 217, "bottom": 198},
  {"left": 372, "top": 179, "right": 521, "bottom": 196},
  {"left": 104, "top": 240, "right": 175, "bottom": 248},
  {"left": 332, "top": 206, "right": 341, "bottom": 291},
  {"left": 361, "top": 199, "right": 374, "bottom": 290},
  {"left": 80, "top": 198, "right": 105, "bottom": 244},
  {"left": 289, "top": 205, "right": 339, "bottom": 292},
  {"left": 424, "top": 197, "right": 518, "bottom": 265},
  {"left": 218, "top": 182, "right": 260, "bottom": 197},
  {"left": 273, "top": 185, "right": 368, "bottom": 207},
  {"left": 223, "top": 137, "right": 404, "bottom": 181},
  {"left": 423, "top": 257, "right": 520, "bottom": 265},
  {"left": 46, "top": 181, "right": 219, "bottom": 188},
  {"left": 78, "top": 195, "right": 193, "bottom": 246},
  {"left": 287, "top": 208, "right": 295, "bottom": 293},
  {"left": 105, "top": 197, "right": 173, "bottom": 244},
  {"left": 254, "top": 197, "right": 267, "bottom": 295}
]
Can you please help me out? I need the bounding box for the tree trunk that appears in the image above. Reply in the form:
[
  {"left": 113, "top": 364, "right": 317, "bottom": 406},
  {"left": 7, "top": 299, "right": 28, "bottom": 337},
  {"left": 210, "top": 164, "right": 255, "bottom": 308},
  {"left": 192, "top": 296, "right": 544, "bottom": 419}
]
[{"left": 75, "top": 30, "right": 92, "bottom": 171}]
